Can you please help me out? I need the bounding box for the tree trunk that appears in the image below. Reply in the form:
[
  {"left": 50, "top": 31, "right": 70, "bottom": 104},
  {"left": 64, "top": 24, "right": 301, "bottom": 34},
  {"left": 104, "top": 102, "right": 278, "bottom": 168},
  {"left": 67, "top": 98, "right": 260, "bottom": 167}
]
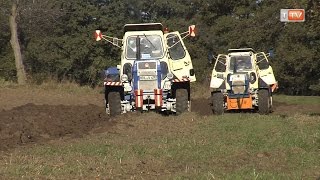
[{"left": 9, "top": 2, "right": 27, "bottom": 85}]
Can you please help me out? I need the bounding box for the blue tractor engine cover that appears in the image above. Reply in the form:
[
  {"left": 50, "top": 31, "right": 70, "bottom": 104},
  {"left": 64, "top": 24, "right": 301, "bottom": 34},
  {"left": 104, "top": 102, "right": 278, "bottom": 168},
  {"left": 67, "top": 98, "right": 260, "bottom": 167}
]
[{"left": 103, "top": 67, "right": 120, "bottom": 82}]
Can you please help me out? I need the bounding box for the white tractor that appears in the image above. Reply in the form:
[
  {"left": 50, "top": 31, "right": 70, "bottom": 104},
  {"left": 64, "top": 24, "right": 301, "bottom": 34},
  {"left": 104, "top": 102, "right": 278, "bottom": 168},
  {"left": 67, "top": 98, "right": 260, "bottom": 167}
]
[
  {"left": 95, "top": 23, "right": 196, "bottom": 116},
  {"left": 209, "top": 48, "right": 278, "bottom": 115}
]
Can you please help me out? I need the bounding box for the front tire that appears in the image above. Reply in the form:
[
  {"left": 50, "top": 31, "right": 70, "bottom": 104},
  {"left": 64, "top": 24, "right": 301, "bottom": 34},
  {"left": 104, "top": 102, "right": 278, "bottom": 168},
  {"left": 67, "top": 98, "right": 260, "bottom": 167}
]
[
  {"left": 211, "top": 92, "right": 224, "bottom": 115},
  {"left": 108, "top": 92, "right": 122, "bottom": 117},
  {"left": 176, "top": 89, "right": 188, "bottom": 115},
  {"left": 258, "top": 89, "right": 270, "bottom": 115}
]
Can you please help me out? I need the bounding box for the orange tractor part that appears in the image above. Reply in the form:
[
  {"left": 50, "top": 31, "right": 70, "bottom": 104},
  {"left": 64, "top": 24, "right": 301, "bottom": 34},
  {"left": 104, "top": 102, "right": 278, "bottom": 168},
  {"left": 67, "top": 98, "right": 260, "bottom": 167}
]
[{"left": 226, "top": 96, "right": 253, "bottom": 110}]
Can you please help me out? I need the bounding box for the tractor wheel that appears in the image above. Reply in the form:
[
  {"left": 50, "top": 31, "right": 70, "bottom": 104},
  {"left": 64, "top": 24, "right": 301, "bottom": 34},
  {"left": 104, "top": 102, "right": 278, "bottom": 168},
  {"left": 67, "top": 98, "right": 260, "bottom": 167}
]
[
  {"left": 211, "top": 92, "right": 224, "bottom": 115},
  {"left": 176, "top": 89, "right": 188, "bottom": 115},
  {"left": 258, "top": 89, "right": 270, "bottom": 115},
  {"left": 108, "top": 92, "right": 121, "bottom": 117}
]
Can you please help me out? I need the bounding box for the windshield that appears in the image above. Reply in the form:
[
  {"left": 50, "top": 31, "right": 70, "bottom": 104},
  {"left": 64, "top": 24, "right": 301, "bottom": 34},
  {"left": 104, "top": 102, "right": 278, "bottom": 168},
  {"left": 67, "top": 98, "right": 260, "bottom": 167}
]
[
  {"left": 229, "top": 56, "right": 253, "bottom": 72},
  {"left": 126, "top": 35, "right": 164, "bottom": 60}
]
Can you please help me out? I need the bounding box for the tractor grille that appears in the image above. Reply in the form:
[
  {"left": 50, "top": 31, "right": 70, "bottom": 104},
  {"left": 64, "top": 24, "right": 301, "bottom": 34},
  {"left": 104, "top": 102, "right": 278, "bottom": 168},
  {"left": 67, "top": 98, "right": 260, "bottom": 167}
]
[
  {"left": 230, "top": 74, "right": 247, "bottom": 94},
  {"left": 232, "top": 80, "right": 246, "bottom": 94},
  {"left": 139, "top": 79, "right": 157, "bottom": 90},
  {"left": 138, "top": 61, "right": 158, "bottom": 91}
]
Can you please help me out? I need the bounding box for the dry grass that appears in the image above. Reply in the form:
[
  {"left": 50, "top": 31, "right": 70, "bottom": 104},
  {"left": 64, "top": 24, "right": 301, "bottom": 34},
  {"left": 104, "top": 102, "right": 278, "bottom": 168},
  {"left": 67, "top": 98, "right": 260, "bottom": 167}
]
[
  {"left": 0, "top": 78, "right": 100, "bottom": 92},
  {"left": 0, "top": 81, "right": 102, "bottom": 110}
]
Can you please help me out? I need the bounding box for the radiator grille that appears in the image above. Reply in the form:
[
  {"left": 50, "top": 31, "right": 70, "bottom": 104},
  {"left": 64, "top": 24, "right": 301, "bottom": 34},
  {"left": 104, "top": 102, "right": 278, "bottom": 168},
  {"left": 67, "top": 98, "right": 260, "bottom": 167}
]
[
  {"left": 232, "top": 80, "right": 246, "bottom": 94},
  {"left": 139, "top": 79, "right": 157, "bottom": 90},
  {"left": 137, "top": 61, "right": 158, "bottom": 91}
]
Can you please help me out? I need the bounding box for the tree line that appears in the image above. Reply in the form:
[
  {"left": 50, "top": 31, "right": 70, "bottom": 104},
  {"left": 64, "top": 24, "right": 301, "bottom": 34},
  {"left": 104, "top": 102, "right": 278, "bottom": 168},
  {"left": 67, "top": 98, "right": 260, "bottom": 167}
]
[{"left": 0, "top": 0, "right": 319, "bottom": 95}]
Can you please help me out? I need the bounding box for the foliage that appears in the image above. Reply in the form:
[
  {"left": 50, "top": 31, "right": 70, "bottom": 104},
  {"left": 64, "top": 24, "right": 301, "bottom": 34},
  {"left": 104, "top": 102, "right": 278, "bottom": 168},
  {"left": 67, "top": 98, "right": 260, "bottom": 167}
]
[{"left": 0, "top": 0, "right": 319, "bottom": 94}]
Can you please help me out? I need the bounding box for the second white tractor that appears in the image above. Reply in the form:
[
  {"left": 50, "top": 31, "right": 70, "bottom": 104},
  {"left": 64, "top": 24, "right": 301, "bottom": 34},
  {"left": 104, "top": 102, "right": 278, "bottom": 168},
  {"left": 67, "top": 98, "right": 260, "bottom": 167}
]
[{"left": 209, "top": 48, "right": 278, "bottom": 115}]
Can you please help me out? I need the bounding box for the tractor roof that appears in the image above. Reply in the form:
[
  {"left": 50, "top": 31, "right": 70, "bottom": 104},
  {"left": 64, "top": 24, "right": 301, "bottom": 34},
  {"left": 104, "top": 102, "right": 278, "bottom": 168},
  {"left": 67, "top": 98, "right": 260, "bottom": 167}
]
[
  {"left": 228, "top": 48, "right": 255, "bottom": 53},
  {"left": 123, "top": 23, "right": 163, "bottom": 33}
]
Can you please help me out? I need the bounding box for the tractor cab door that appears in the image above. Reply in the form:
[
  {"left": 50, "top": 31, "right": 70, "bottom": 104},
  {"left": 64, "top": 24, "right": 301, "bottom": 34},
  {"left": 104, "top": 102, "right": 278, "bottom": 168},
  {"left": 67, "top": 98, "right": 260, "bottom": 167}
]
[
  {"left": 255, "top": 52, "right": 277, "bottom": 85},
  {"left": 165, "top": 32, "right": 196, "bottom": 82},
  {"left": 210, "top": 54, "right": 227, "bottom": 89},
  {"left": 214, "top": 54, "right": 227, "bottom": 76}
]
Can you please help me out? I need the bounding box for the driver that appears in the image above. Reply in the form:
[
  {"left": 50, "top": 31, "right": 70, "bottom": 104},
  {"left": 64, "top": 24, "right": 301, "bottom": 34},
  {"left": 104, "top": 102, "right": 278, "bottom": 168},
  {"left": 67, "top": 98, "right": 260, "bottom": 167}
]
[
  {"left": 140, "top": 38, "right": 152, "bottom": 54},
  {"left": 237, "top": 59, "right": 252, "bottom": 70},
  {"left": 237, "top": 59, "right": 246, "bottom": 70}
]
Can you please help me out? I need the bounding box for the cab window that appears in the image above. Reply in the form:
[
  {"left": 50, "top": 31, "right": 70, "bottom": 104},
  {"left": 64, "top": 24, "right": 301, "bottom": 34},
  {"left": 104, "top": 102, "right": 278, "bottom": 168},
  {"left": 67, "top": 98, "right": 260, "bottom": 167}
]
[
  {"left": 229, "top": 56, "right": 252, "bottom": 72},
  {"left": 256, "top": 54, "right": 269, "bottom": 70},
  {"left": 167, "top": 34, "right": 186, "bottom": 60},
  {"left": 126, "top": 35, "right": 164, "bottom": 60}
]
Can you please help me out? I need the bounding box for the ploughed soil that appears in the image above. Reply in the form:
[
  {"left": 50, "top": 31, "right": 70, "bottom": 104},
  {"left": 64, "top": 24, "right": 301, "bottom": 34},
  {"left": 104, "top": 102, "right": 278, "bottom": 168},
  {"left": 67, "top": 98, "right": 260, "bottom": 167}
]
[
  {"left": 0, "top": 104, "right": 112, "bottom": 151},
  {"left": 0, "top": 87, "right": 111, "bottom": 151},
  {"left": 0, "top": 87, "right": 319, "bottom": 151}
]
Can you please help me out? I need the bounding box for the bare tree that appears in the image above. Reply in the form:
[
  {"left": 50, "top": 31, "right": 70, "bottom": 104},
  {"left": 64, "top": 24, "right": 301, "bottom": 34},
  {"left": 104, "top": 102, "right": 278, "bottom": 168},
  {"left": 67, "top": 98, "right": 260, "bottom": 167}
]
[
  {"left": 9, "top": 1, "right": 27, "bottom": 84},
  {"left": 1, "top": 0, "right": 64, "bottom": 84}
]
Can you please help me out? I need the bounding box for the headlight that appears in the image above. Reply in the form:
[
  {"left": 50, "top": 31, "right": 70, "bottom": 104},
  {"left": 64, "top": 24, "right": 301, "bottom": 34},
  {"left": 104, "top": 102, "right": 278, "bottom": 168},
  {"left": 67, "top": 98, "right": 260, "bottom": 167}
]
[
  {"left": 167, "top": 73, "right": 174, "bottom": 80},
  {"left": 124, "top": 84, "right": 132, "bottom": 92},
  {"left": 121, "top": 74, "right": 128, "bottom": 82},
  {"left": 250, "top": 72, "right": 256, "bottom": 84}
]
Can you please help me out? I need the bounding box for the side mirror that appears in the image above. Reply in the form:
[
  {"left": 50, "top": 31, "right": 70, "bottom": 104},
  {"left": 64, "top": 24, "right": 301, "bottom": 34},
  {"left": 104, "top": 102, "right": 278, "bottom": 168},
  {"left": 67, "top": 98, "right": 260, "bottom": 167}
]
[
  {"left": 188, "top": 25, "right": 196, "bottom": 37},
  {"left": 95, "top": 30, "right": 102, "bottom": 41},
  {"left": 94, "top": 30, "right": 122, "bottom": 48},
  {"left": 174, "top": 25, "right": 197, "bottom": 40}
]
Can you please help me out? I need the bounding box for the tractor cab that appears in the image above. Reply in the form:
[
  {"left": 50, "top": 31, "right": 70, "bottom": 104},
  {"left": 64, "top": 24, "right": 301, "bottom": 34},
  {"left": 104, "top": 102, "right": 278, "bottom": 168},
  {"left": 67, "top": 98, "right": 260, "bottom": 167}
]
[{"left": 226, "top": 49, "right": 256, "bottom": 98}]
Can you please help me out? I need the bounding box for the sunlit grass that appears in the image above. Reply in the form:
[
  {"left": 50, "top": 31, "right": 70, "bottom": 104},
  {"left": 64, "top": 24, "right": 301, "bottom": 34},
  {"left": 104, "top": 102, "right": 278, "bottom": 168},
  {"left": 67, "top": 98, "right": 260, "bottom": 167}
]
[
  {"left": 0, "top": 113, "right": 319, "bottom": 179},
  {"left": 274, "top": 94, "right": 320, "bottom": 105}
]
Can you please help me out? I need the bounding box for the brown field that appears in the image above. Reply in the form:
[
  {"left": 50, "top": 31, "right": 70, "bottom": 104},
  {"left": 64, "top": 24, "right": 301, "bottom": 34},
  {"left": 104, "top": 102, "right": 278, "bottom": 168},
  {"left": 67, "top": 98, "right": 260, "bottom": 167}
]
[
  {"left": 0, "top": 85, "right": 319, "bottom": 179},
  {"left": 0, "top": 86, "right": 319, "bottom": 151}
]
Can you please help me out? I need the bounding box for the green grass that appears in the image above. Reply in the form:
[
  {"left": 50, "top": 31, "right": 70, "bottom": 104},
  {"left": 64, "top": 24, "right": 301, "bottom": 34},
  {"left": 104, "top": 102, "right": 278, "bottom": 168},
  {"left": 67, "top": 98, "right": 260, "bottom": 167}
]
[
  {"left": 0, "top": 113, "right": 319, "bottom": 179},
  {"left": 274, "top": 94, "right": 320, "bottom": 105}
]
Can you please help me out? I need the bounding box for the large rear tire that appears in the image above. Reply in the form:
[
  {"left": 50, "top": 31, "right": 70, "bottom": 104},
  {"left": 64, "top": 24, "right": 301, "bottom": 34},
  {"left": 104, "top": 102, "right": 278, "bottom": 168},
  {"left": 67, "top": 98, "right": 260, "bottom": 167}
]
[
  {"left": 176, "top": 89, "right": 188, "bottom": 115},
  {"left": 108, "top": 92, "right": 121, "bottom": 117},
  {"left": 211, "top": 92, "right": 224, "bottom": 115},
  {"left": 258, "top": 89, "right": 270, "bottom": 115}
]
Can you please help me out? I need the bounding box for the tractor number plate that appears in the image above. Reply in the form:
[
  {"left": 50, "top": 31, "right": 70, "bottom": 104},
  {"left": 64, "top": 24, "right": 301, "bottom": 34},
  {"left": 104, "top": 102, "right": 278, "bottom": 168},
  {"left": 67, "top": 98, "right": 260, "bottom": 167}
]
[
  {"left": 230, "top": 74, "right": 245, "bottom": 81},
  {"left": 140, "top": 76, "right": 157, "bottom": 81}
]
